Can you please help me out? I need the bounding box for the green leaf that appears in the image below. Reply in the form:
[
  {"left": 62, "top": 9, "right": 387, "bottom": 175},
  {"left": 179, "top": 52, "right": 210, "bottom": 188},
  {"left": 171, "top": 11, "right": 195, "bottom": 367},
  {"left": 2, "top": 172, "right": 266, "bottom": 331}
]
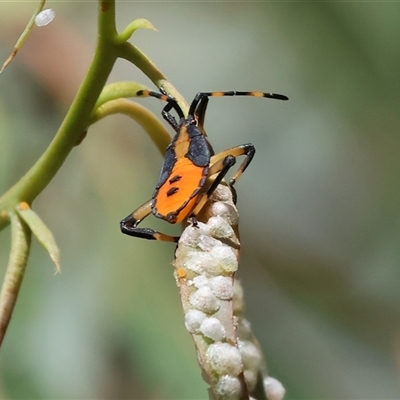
[
  {"left": 0, "top": 212, "right": 31, "bottom": 346},
  {"left": 118, "top": 18, "right": 158, "bottom": 43},
  {"left": 94, "top": 81, "right": 151, "bottom": 109},
  {"left": 16, "top": 202, "right": 61, "bottom": 273}
]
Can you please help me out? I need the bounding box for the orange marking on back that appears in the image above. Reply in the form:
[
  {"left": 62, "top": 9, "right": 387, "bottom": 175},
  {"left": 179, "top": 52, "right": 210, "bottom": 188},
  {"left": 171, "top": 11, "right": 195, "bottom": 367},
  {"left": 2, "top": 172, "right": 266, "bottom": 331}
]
[
  {"left": 154, "top": 157, "right": 206, "bottom": 223},
  {"left": 173, "top": 128, "right": 190, "bottom": 159}
]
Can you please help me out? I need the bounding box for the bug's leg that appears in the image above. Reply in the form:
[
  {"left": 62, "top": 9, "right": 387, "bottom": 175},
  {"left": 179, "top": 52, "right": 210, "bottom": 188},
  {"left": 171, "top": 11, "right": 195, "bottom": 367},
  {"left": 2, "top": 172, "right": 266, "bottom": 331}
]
[
  {"left": 191, "top": 143, "right": 255, "bottom": 214},
  {"left": 191, "top": 95, "right": 215, "bottom": 156},
  {"left": 193, "top": 95, "right": 209, "bottom": 134},
  {"left": 190, "top": 154, "right": 237, "bottom": 216},
  {"left": 189, "top": 92, "right": 208, "bottom": 119},
  {"left": 161, "top": 107, "right": 180, "bottom": 133},
  {"left": 135, "top": 89, "right": 184, "bottom": 132},
  {"left": 188, "top": 91, "right": 288, "bottom": 118},
  {"left": 188, "top": 215, "right": 199, "bottom": 228},
  {"left": 210, "top": 143, "right": 255, "bottom": 186},
  {"left": 120, "top": 199, "right": 179, "bottom": 242},
  {"left": 158, "top": 88, "right": 185, "bottom": 120}
]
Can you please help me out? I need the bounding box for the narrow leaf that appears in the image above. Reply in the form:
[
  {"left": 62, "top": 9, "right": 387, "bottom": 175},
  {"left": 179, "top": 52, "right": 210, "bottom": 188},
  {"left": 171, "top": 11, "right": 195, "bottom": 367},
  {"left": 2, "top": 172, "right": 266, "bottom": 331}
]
[
  {"left": 1, "top": 0, "right": 46, "bottom": 73},
  {"left": 118, "top": 18, "right": 158, "bottom": 43},
  {"left": 0, "top": 212, "right": 31, "bottom": 346},
  {"left": 94, "top": 81, "right": 150, "bottom": 109},
  {"left": 16, "top": 202, "right": 60, "bottom": 273}
]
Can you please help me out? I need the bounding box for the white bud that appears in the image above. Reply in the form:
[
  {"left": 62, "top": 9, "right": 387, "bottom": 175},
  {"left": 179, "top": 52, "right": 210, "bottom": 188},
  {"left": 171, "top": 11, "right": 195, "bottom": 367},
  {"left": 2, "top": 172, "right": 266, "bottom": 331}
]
[
  {"left": 189, "top": 286, "right": 220, "bottom": 313},
  {"left": 199, "top": 317, "right": 226, "bottom": 341},
  {"left": 243, "top": 369, "right": 258, "bottom": 391},
  {"left": 193, "top": 275, "right": 209, "bottom": 289},
  {"left": 211, "top": 245, "right": 238, "bottom": 274},
  {"left": 184, "top": 309, "right": 207, "bottom": 333},
  {"left": 209, "top": 276, "right": 234, "bottom": 300},
  {"left": 206, "top": 343, "right": 242, "bottom": 376},
  {"left": 208, "top": 216, "right": 236, "bottom": 239},
  {"left": 35, "top": 9, "right": 55, "bottom": 27},
  {"left": 214, "top": 375, "right": 242, "bottom": 400},
  {"left": 184, "top": 251, "right": 219, "bottom": 275},
  {"left": 264, "top": 376, "right": 286, "bottom": 400},
  {"left": 239, "top": 340, "right": 262, "bottom": 372},
  {"left": 209, "top": 201, "right": 239, "bottom": 226}
]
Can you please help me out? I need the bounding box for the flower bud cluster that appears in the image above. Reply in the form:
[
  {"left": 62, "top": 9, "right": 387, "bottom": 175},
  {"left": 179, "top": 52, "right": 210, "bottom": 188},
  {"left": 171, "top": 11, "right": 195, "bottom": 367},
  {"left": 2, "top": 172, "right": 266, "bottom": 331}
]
[{"left": 174, "top": 185, "right": 285, "bottom": 399}]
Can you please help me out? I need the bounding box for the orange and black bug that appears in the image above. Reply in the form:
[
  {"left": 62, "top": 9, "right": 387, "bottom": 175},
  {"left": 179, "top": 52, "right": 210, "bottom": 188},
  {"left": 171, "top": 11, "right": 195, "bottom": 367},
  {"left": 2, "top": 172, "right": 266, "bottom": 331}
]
[{"left": 120, "top": 89, "right": 288, "bottom": 242}]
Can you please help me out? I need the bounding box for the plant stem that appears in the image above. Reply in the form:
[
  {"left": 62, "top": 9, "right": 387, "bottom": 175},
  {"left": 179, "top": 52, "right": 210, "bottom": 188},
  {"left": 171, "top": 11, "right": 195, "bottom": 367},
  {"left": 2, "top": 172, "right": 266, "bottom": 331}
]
[
  {"left": 0, "top": 0, "right": 119, "bottom": 230},
  {"left": 91, "top": 98, "right": 172, "bottom": 155},
  {"left": 117, "top": 42, "right": 189, "bottom": 114}
]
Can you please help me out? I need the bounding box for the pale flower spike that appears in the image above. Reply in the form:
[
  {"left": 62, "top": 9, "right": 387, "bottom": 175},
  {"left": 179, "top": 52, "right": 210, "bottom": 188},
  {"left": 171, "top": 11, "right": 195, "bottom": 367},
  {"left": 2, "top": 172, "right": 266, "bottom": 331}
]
[{"left": 34, "top": 9, "right": 55, "bottom": 27}]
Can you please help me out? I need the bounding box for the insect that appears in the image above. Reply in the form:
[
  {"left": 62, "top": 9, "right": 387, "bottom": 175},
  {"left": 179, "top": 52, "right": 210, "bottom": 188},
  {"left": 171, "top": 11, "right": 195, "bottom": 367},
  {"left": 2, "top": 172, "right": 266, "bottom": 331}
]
[{"left": 120, "top": 89, "right": 288, "bottom": 242}]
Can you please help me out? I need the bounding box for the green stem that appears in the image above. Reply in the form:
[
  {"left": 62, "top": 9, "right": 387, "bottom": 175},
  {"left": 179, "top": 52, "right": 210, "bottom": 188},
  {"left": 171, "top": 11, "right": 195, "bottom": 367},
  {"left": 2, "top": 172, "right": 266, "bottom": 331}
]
[
  {"left": 91, "top": 98, "right": 172, "bottom": 155},
  {"left": 0, "top": 0, "right": 118, "bottom": 230},
  {"left": 117, "top": 42, "right": 189, "bottom": 114},
  {"left": 0, "top": 0, "right": 189, "bottom": 233}
]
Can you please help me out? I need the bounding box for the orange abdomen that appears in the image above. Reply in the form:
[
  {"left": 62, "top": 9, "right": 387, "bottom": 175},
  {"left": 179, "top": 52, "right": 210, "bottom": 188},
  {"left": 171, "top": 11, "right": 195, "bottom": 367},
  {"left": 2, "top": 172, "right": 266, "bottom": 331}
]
[{"left": 153, "top": 157, "right": 207, "bottom": 223}]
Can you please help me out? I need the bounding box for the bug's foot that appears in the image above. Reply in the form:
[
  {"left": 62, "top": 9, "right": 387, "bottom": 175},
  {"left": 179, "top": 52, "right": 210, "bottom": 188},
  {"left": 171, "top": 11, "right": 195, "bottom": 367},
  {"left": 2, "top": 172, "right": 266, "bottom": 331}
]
[
  {"left": 228, "top": 184, "right": 238, "bottom": 204},
  {"left": 189, "top": 216, "right": 199, "bottom": 228}
]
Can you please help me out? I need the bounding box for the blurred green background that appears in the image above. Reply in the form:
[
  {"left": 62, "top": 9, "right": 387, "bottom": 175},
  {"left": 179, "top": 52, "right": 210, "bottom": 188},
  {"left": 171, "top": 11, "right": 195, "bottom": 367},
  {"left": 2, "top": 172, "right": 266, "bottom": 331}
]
[{"left": 1, "top": 2, "right": 400, "bottom": 399}]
